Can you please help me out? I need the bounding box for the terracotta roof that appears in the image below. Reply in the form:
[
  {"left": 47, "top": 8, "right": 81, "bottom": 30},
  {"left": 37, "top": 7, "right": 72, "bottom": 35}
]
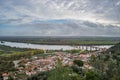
[{"left": 2, "top": 73, "right": 8, "bottom": 77}]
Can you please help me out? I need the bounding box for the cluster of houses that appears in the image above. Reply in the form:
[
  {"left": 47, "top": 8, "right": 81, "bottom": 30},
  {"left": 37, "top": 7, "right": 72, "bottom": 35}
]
[
  {"left": 13, "top": 51, "right": 100, "bottom": 76},
  {"left": 2, "top": 48, "right": 106, "bottom": 80}
]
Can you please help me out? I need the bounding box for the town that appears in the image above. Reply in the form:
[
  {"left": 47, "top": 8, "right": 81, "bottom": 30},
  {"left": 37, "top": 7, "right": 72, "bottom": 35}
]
[{"left": 1, "top": 46, "right": 106, "bottom": 80}]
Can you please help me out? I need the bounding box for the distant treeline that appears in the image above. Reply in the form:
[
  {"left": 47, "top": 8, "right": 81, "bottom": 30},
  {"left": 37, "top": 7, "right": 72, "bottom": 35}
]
[{"left": 0, "top": 36, "right": 120, "bottom": 45}]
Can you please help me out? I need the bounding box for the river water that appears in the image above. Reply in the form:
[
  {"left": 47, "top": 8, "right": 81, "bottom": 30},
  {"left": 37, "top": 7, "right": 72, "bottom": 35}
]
[{"left": 0, "top": 41, "right": 113, "bottom": 50}]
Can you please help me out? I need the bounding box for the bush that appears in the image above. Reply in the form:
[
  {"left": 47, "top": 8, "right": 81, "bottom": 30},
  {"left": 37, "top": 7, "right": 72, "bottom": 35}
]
[{"left": 73, "top": 60, "right": 83, "bottom": 67}]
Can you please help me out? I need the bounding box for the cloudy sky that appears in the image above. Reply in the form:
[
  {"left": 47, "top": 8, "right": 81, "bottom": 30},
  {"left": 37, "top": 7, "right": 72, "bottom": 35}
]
[{"left": 0, "top": 0, "right": 120, "bottom": 36}]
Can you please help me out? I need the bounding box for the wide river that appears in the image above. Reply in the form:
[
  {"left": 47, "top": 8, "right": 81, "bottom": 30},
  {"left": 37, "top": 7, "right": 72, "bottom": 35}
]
[{"left": 0, "top": 41, "right": 113, "bottom": 50}]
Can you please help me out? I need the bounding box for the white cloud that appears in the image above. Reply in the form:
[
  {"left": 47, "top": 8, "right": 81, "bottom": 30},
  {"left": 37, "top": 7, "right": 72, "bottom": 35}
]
[
  {"left": 0, "top": 0, "right": 120, "bottom": 25},
  {"left": 0, "top": 20, "right": 120, "bottom": 36},
  {"left": 0, "top": 0, "right": 120, "bottom": 36}
]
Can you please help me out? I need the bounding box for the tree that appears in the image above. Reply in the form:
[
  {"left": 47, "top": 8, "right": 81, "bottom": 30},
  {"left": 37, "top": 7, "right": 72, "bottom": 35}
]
[
  {"left": 85, "top": 70, "right": 100, "bottom": 80},
  {"left": 48, "top": 59, "right": 81, "bottom": 80},
  {"left": 73, "top": 60, "right": 83, "bottom": 67}
]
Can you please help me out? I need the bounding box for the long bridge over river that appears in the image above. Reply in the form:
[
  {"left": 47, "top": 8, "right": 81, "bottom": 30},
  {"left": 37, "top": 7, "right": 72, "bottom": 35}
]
[{"left": 72, "top": 45, "right": 111, "bottom": 51}]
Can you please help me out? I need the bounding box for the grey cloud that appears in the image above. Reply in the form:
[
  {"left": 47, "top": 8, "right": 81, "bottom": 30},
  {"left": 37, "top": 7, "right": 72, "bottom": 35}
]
[
  {"left": 0, "top": 0, "right": 120, "bottom": 36},
  {"left": 0, "top": 20, "right": 120, "bottom": 36},
  {"left": 0, "top": 0, "right": 120, "bottom": 24}
]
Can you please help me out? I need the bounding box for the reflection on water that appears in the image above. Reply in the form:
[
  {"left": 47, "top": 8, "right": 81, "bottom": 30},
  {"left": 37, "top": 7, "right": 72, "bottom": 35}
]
[{"left": 0, "top": 41, "right": 113, "bottom": 50}]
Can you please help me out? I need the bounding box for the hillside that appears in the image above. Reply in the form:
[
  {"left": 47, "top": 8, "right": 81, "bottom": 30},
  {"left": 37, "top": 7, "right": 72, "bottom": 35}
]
[
  {"left": 91, "top": 43, "right": 120, "bottom": 80},
  {"left": 107, "top": 43, "right": 120, "bottom": 55}
]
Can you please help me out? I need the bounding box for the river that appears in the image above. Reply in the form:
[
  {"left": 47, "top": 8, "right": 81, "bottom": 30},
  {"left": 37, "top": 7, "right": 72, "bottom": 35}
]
[{"left": 0, "top": 41, "right": 113, "bottom": 50}]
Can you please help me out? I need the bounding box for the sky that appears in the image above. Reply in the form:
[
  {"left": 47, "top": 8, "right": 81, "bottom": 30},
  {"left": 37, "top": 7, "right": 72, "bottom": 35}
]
[{"left": 0, "top": 0, "right": 120, "bottom": 37}]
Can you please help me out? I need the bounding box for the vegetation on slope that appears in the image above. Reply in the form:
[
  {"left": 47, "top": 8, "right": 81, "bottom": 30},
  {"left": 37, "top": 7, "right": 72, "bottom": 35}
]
[{"left": 91, "top": 43, "right": 120, "bottom": 80}]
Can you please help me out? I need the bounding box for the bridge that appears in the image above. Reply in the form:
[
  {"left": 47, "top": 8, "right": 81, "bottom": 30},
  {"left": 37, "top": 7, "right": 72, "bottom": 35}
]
[{"left": 73, "top": 45, "right": 106, "bottom": 51}]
